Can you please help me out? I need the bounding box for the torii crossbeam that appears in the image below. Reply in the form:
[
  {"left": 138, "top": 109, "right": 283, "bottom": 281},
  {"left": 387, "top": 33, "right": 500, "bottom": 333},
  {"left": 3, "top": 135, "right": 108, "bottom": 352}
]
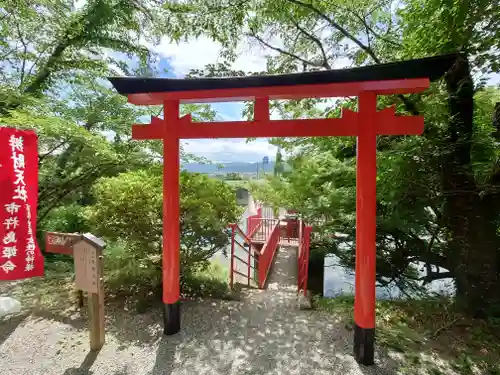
[{"left": 109, "top": 53, "right": 458, "bottom": 366}]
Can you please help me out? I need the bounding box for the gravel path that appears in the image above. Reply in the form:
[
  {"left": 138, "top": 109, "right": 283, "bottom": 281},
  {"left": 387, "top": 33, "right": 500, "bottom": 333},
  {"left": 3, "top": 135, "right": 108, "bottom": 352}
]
[{"left": 0, "top": 247, "right": 396, "bottom": 375}]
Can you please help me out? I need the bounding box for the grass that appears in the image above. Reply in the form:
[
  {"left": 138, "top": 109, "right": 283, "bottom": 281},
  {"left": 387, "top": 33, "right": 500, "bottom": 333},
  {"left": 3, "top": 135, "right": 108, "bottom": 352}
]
[
  {"left": 3, "top": 255, "right": 237, "bottom": 317},
  {"left": 181, "top": 259, "right": 236, "bottom": 300},
  {"left": 315, "top": 295, "right": 500, "bottom": 375},
  {"left": 0, "top": 260, "right": 82, "bottom": 317}
]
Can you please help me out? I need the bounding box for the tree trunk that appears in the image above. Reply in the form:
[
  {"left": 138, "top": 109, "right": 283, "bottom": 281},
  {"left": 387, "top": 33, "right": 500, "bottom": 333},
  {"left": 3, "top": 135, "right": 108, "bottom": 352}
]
[
  {"left": 442, "top": 55, "right": 500, "bottom": 317},
  {"left": 307, "top": 247, "right": 324, "bottom": 295}
]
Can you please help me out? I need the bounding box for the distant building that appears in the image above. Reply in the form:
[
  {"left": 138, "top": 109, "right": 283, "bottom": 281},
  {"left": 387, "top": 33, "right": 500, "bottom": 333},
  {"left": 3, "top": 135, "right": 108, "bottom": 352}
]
[{"left": 235, "top": 187, "right": 249, "bottom": 206}]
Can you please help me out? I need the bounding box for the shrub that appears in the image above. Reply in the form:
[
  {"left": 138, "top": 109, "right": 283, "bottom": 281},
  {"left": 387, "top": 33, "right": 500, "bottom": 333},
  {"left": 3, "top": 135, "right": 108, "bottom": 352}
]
[{"left": 86, "top": 167, "right": 242, "bottom": 278}]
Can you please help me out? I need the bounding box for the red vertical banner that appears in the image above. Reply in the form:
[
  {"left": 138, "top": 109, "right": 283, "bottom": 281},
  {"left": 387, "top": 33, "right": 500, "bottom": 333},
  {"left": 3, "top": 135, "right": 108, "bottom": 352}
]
[{"left": 0, "top": 127, "right": 44, "bottom": 280}]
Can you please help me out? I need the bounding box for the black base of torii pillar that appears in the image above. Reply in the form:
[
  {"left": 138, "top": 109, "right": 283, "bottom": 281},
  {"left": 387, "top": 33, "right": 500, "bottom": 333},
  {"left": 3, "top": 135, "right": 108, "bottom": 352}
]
[
  {"left": 163, "top": 302, "right": 181, "bottom": 335},
  {"left": 354, "top": 324, "right": 375, "bottom": 364}
]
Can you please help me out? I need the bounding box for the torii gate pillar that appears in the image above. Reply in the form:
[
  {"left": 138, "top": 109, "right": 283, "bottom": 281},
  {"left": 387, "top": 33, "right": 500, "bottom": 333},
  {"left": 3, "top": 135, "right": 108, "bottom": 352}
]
[
  {"left": 162, "top": 101, "right": 181, "bottom": 335},
  {"left": 354, "top": 91, "right": 377, "bottom": 364}
]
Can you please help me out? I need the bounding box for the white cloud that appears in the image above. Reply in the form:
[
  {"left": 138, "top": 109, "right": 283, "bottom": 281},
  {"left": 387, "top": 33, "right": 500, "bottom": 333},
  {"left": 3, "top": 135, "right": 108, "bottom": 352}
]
[
  {"left": 154, "top": 37, "right": 222, "bottom": 75},
  {"left": 74, "top": 0, "right": 87, "bottom": 10},
  {"left": 487, "top": 72, "right": 500, "bottom": 86},
  {"left": 153, "top": 35, "right": 280, "bottom": 76}
]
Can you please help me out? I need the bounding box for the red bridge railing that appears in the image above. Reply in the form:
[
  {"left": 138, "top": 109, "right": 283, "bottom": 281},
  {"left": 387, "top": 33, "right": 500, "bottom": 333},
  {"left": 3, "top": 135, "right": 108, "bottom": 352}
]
[
  {"left": 256, "top": 219, "right": 280, "bottom": 287},
  {"left": 229, "top": 206, "right": 312, "bottom": 294},
  {"left": 298, "top": 223, "right": 312, "bottom": 296},
  {"left": 247, "top": 217, "right": 276, "bottom": 242},
  {"left": 229, "top": 223, "right": 259, "bottom": 288},
  {"left": 246, "top": 205, "right": 262, "bottom": 238}
]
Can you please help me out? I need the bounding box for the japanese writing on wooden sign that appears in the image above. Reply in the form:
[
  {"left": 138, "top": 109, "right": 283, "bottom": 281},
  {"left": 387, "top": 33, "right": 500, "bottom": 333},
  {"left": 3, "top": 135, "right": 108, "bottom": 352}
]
[
  {"left": 73, "top": 241, "right": 100, "bottom": 294},
  {"left": 45, "top": 232, "right": 82, "bottom": 255},
  {"left": 0, "top": 127, "right": 44, "bottom": 280}
]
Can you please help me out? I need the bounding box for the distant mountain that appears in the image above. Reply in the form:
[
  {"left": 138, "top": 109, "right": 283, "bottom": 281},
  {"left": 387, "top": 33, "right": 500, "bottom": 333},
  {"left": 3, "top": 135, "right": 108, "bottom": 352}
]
[{"left": 182, "top": 162, "right": 276, "bottom": 174}]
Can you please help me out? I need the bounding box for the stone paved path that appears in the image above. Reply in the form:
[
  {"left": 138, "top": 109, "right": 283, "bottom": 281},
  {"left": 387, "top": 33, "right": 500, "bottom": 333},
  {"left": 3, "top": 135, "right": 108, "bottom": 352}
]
[{"left": 0, "top": 247, "right": 395, "bottom": 375}]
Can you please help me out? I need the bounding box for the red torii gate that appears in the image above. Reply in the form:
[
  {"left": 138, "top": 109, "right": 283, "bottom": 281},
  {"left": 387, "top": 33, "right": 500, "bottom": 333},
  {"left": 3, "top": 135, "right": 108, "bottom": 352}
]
[{"left": 109, "top": 53, "right": 457, "bottom": 365}]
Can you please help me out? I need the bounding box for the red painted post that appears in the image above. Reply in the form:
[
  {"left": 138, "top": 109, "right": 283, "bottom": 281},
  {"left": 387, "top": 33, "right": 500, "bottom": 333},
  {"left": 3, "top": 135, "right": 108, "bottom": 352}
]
[
  {"left": 229, "top": 224, "right": 235, "bottom": 289},
  {"left": 247, "top": 242, "right": 251, "bottom": 286},
  {"left": 246, "top": 216, "right": 251, "bottom": 236},
  {"left": 303, "top": 226, "right": 312, "bottom": 297},
  {"left": 162, "top": 100, "right": 181, "bottom": 335},
  {"left": 354, "top": 91, "right": 377, "bottom": 365},
  {"left": 298, "top": 220, "right": 303, "bottom": 293},
  {"left": 297, "top": 248, "right": 301, "bottom": 293}
]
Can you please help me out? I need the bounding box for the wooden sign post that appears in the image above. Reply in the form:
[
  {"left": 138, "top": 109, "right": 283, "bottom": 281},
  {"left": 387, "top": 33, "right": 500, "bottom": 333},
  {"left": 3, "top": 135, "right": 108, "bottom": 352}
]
[
  {"left": 45, "top": 232, "right": 106, "bottom": 351},
  {"left": 45, "top": 232, "right": 82, "bottom": 255}
]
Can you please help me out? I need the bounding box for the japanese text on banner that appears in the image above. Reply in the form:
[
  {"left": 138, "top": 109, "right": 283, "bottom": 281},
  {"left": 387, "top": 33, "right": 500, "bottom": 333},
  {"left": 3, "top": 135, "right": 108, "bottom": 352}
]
[{"left": 0, "top": 127, "right": 43, "bottom": 280}]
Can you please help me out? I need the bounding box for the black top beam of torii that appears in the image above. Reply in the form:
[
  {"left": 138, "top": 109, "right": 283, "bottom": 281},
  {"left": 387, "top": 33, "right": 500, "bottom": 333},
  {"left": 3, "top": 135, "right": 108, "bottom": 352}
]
[{"left": 109, "top": 53, "right": 459, "bottom": 95}]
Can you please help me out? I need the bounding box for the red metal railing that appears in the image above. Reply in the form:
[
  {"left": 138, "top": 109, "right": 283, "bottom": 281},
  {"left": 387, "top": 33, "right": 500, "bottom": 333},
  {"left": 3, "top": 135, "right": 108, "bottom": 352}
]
[
  {"left": 257, "top": 219, "right": 281, "bottom": 287},
  {"left": 230, "top": 205, "right": 312, "bottom": 294},
  {"left": 246, "top": 205, "right": 263, "bottom": 238},
  {"left": 297, "top": 223, "right": 312, "bottom": 296},
  {"left": 229, "top": 223, "right": 260, "bottom": 288},
  {"left": 230, "top": 217, "right": 281, "bottom": 289},
  {"left": 248, "top": 217, "right": 276, "bottom": 242}
]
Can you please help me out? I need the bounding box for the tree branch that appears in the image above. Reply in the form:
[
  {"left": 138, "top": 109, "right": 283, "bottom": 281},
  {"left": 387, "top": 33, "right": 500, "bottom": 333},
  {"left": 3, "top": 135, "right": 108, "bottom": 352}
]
[
  {"left": 421, "top": 271, "right": 453, "bottom": 285},
  {"left": 23, "top": 40, "right": 70, "bottom": 95},
  {"left": 289, "top": 18, "right": 331, "bottom": 69},
  {"left": 15, "top": 21, "right": 28, "bottom": 86},
  {"left": 26, "top": 45, "right": 51, "bottom": 79},
  {"left": 284, "top": 0, "right": 420, "bottom": 115},
  {"left": 38, "top": 165, "right": 118, "bottom": 223},
  {"left": 38, "top": 140, "right": 68, "bottom": 163},
  {"left": 0, "top": 46, "right": 22, "bottom": 61},
  {"left": 248, "top": 29, "right": 324, "bottom": 68},
  {"left": 348, "top": 10, "right": 402, "bottom": 48},
  {"left": 407, "top": 230, "right": 448, "bottom": 269},
  {"left": 285, "top": 0, "right": 381, "bottom": 63},
  {"left": 39, "top": 161, "right": 120, "bottom": 202}
]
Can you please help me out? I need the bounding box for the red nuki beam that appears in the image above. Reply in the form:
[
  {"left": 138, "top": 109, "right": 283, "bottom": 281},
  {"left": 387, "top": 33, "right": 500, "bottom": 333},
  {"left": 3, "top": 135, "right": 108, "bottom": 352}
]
[
  {"left": 132, "top": 106, "right": 424, "bottom": 140},
  {"left": 132, "top": 116, "right": 164, "bottom": 139}
]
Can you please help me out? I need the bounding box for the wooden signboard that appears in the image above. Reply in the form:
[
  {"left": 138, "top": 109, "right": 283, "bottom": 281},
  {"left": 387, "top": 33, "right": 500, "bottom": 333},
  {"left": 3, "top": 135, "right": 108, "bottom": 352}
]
[
  {"left": 74, "top": 241, "right": 99, "bottom": 294},
  {"left": 45, "top": 232, "right": 82, "bottom": 255},
  {"left": 44, "top": 231, "right": 106, "bottom": 351}
]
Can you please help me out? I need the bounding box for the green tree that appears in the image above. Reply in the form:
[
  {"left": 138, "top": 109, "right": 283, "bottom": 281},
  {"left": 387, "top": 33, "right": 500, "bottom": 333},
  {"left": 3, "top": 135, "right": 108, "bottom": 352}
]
[
  {"left": 0, "top": 0, "right": 175, "bottom": 227},
  {"left": 274, "top": 148, "right": 284, "bottom": 177},
  {"left": 225, "top": 172, "right": 243, "bottom": 180},
  {"left": 87, "top": 168, "right": 242, "bottom": 274},
  {"left": 0, "top": 0, "right": 219, "bottom": 226},
  {"left": 0, "top": 0, "right": 171, "bottom": 110}
]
